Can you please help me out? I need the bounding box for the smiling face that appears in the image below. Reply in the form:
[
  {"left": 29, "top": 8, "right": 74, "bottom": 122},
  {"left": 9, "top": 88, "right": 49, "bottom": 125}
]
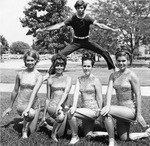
[
  {"left": 55, "top": 63, "right": 65, "bottom": 74},
  {"left": 82, "top": 59, "right": 93, "bottom": 76},
  {"left": 25, "top": 56, "right": 36, "bottom": 69},
  {"left": 116, "top": 55, "right": 128, "bottom": 71}
]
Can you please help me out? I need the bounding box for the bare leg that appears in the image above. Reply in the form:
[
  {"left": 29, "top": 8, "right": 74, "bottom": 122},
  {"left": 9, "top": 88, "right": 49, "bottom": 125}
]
[
  {"left": 104, "top": 105, "right": 135, "bottom": 146},
  {"left": 45, "top": 124, "right": 53, "bottom": 131},
  {"left": 51, "top": 121, "right": 61, "bottom": 142},
  {"left": 129, "top": 125, "right": 150, "bottom": 140},
  {"left": 104, "top": 115, "right": 116, "bottom": 146},
  {"left": 74, "top": 108, "right": 97, "bottom": 137},
  {"left": 67, "top": 108, "right": 99, "bottom": 144},
  {"left": 74, "top": 108, "right": 97, "bottom": 120},
  {"left": 29, "top": 109, "right": 40, "bottom": 133},
  {"left": 22, "top": 119, "right": 29, "bottom": 138},
  {"left": 129, "top": 132, "right": 149, "bottom": 140},
  {"left": 68, "top": 116, "right": 79, "bottom": 145}
]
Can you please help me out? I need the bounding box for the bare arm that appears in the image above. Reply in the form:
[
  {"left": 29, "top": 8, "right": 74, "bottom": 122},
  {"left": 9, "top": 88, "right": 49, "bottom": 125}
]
[
  {"left": 42, "top": 79, "right": 51, "bottom": 121},
  {"left": 95, "top": 78, "right": 103, "bottom": 110},
  {"left": 39, "top": 22, "right": 65, "bottom": 32},
  {"left": 43, "top": 73, "right": 49, "bottom": 82},
  {"left": 130, "top": 72, "right": 141, "bottom": 114},
  {"left": 101, "top": 73, "right": 114, "bottom": 116},
  {"left": 106, "top": 74, "right": 114, "bottom": 106},
  {"left": 10, "top": 73, "right": 20, "bottom": 108},
  {"left": 70, "top": 79, "right": 80, "bottom": 114},
  {"left": 2, "top": 73, "right": 20, "bottom": 117},
  {"left": 57, "top": 77, "right": 72, "bottom": 111},
  {"left": 93, "top": 21, "right": 119, "bottom": 32},
  {"left": 23, "top": 73, "right": 43, "bottom": 115},
  {"left": 129, "top": 71, "right": 147, "bottom": 127}
]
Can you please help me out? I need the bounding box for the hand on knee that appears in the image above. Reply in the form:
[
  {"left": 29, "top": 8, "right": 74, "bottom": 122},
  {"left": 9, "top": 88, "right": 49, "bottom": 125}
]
[
  {"left": 67, "top": 110, "right": 74, "bottom": 120},
  {"left": 24, "top": 108, "right": 35, "bottom": 122},
  {"left": 55, "top": 109, "right": 65, "bottom": 123},
  {"left": 104, "top": 114, "right": 113, "bottom": 123}
]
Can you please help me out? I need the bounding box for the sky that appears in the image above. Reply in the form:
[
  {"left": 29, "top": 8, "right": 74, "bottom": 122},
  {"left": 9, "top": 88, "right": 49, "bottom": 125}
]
[{"left": 0, "top": 0, "right": 96, "bottom": 46}]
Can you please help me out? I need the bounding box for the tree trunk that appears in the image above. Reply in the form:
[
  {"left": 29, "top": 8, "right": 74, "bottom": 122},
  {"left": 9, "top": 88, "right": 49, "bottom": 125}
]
[{"left": 130, "top": 55, "right": 133, "bottom": 66}]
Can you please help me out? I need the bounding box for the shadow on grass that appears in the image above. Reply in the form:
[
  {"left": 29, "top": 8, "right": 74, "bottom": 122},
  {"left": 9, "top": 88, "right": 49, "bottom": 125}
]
[{"left": 1, "top": 118, "right": 23, "bottom": 135}]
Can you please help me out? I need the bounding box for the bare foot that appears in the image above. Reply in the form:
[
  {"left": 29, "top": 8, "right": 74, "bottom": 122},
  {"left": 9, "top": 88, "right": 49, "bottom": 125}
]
[
  {"left": 69, "top": 136, "right": 79, "bottom": 145},
  {"left": 109, "top": 140, "right": 118, "bottom": 146},
  {"left": 22, "top": 132, "right": 28, "bottom": 139},
  {"left": 146, "top": 128, "right": 150, "bottom": 136},
  {"left": 51, "top": 134, "right": 58, "bottom": 142}
]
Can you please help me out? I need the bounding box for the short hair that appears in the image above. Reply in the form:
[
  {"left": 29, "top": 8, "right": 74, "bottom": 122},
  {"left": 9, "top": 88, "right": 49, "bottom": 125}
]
[
  {"left": 23, "top": 50, "right": 39, "bottom": 66},
  {"left": 74, "top": 0, "right": 87, "bottom": 10},
  {"left": 82, "top": 52, "right": 95, "bottom": 67},
  {"left": 51, "top": 54, "right": 67, "bottom": 70},
  {"left": 115, "top": 45, "right": 131, "bottom": 60}
]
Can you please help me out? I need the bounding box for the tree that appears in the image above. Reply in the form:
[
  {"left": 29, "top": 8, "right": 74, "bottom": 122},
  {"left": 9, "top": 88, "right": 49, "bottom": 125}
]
[
  {"left": 0, "top": 35, "right": 9, "bottom": 62},
  {"left": 20, "top": 0, "right": 72, "bottom": 54},
  {"left": 90, "top": 0, "right": 150, "bottom": 64},
  {"left": 0, "top": 35, "right": 9, "bottom": 54},
  {"left": 10, "top": 41, "right": 31, "bottom": 54}
]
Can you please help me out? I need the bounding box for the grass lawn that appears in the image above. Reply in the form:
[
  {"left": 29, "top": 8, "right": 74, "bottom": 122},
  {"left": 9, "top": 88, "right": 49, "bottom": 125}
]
[
  {"left": 0, "top": 92, "right": 150, "bottom": 146},
  {"left": 1, "top": 61, "right": 150, "bottom": 85}
]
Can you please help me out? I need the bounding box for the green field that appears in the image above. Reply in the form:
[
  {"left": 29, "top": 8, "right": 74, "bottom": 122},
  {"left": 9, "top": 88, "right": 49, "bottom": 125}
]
[
  {"left": 0, "top": 60, "right": 150, "bottom": 146},
  {"left": 1, "top": 61, "right": 150, "bottom": 85},
  {"left": 0, "top": 93, "right": 150, "bottom": 146}
]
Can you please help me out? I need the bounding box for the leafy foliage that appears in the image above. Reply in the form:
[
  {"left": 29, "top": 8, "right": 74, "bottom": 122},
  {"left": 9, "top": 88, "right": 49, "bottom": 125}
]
[
  {"left": 90, "top": 0, "right": 150, "bottom": 63},
  {"left": 20, "top": 0, "right": 72, "bottom": 54},
  {"left": 10, "top": 41, "right": 31, "bottom": 54},
  {"left": 0, "top": 35, "right": 9, "bottom": 54}
]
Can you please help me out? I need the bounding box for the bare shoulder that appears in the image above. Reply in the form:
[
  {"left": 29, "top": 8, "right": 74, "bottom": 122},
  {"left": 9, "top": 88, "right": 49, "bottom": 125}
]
[
  {"left": 35, "top": 69, "right": 42, "bottom": 75},
  {"left": 17, "top": 70, "right": 24, "bottom": 79},
  {"left": 62, "top": 75, "right": 72, "bottom": 83},
  {"left": 127, "top": 69, "right": 139, "bottom": 82},
  {"left": 35, "top": 70, "right": 43, "bottom": 79},
  {"left": 110, "top": 72, "right": 115, "bottom": 79},
  {"left": 47, "top": 75, "right": 53, "bottom": 84}
]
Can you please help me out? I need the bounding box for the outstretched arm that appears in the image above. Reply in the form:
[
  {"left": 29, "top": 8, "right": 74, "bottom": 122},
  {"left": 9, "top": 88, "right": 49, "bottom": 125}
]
[
  {"left": 93, "top": 21, "right": 119, "bottom": 32},
  {"left": 38, "top": 22, "right": 65, "bottom": 32}
]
